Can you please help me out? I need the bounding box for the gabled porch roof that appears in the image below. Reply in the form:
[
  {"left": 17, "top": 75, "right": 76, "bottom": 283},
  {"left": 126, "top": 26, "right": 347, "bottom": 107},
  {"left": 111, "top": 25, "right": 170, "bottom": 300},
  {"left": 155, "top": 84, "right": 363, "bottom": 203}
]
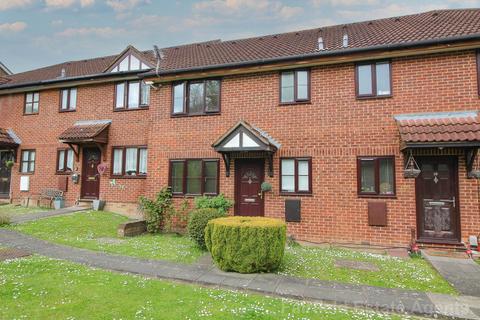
[
  {"left": 0, "top": 128, "right": 20, "bottom": 147},
  {"left": 212, "top": 120, "right": 280, "bottom": 153}
]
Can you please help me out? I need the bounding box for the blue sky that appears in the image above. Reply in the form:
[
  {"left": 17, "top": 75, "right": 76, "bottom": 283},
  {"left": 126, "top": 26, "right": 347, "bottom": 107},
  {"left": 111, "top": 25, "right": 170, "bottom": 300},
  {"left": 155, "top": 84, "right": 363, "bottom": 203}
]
[{"left": 1, "top": 0, "right": 478, "bottom": 73}]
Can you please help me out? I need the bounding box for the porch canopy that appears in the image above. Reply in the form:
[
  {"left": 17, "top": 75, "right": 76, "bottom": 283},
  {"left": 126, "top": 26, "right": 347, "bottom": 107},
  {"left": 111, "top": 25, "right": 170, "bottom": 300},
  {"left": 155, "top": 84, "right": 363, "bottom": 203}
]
[
  {"left": 212, "top": 120, "right": 280, "bottom": 177},
  {"left": 0, "top": 128, "right": 21, "bottom": 158},
  {"left": 58, "top": 120, "right": 111, "bottom": 160},
  {"left": 394, "top": 111, "right": 480, "bottom": 177}
]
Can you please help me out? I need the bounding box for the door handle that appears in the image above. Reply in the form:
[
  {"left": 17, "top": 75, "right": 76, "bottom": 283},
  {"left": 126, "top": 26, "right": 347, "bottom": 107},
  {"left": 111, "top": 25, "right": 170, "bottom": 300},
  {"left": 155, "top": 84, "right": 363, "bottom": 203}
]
[{"left": 258, "top": 192, "right": 263, "bottom": 200}]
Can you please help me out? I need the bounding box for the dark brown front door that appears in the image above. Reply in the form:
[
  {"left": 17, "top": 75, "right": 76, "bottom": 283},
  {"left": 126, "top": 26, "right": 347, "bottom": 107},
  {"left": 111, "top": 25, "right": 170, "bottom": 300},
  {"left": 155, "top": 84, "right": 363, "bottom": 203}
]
[
  {"left": 235, "top": 159, "right": 264, "bottom": 216},
  {"left": 415, "top": 156, "right": 460, "bottom": 243},
  {"left": 0, "top": 151, "right": 13, "bottom": 198},
  {"left": 81, "top": 147, "right": 101, "bottom": 199}
]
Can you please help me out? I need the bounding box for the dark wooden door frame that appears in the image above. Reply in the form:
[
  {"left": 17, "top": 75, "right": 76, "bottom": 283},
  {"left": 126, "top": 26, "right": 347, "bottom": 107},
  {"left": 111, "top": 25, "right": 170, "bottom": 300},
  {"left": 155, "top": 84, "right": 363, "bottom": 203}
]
[
  {"left": 234, "top": 158, "right": 265, "bottom": 216},
  {"left": 415, "top": 156, "right": 461, "bottom": 244},
  {"left": 0, "top": 150, "right": 13, "bottom": 198},
  {"left": 80, "top": 146, "right": 101, "bottom": 199}
]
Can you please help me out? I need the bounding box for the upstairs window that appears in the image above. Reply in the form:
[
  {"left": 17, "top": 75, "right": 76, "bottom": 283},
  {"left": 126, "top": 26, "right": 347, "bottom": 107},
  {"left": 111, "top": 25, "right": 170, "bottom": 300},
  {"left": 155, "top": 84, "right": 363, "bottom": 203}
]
[
  {"left": 280, "top": 158, "right": 312, "bottom": 194},
  {"left": 24, "top": 92, "right": 39, "bottom": 115},
  {"left": 356, "top": 61, "right": 391, "bottom": 98},
  {"left": 111, "top": 146, "right": 148, "bottom": 177},
  {"left": 115, "top": 81, "right": 150, "bottom": 110},
  {"left": 57, "top": 149, "right": 74, "bottom": 173},
  {"left": 172, "top": 79, "right": 221, "bottom": 116},
  {"left": 110, "top": 54, "right": 151, "bottom": 72},
  {"left": 20, "top": 150, "right": 36, "bottom": 173},
  {"left": 357, "top": 156, "right": 395, "bottom": 197},
  {"left": 60, "top": 88, "right": 77, "bottom": 112},
  {"left": 280, "top": 70, "right": 310, "bottom": 104},
  {"left": 169, "top": 159, "right": 219, "bottom": 195}
]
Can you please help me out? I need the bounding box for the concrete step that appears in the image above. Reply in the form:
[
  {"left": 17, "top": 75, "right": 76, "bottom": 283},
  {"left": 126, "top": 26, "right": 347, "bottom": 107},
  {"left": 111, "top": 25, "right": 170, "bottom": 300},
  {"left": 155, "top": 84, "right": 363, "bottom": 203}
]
[{"left": 76, "top": 199, "right": 93, "bottom": 209}]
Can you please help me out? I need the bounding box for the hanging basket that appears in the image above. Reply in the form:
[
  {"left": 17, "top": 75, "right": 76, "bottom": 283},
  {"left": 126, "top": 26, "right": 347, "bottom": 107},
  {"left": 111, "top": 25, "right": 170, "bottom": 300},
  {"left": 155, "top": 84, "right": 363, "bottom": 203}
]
[{"left": 403, "top": 152, "right": 421, "bottom": 178}]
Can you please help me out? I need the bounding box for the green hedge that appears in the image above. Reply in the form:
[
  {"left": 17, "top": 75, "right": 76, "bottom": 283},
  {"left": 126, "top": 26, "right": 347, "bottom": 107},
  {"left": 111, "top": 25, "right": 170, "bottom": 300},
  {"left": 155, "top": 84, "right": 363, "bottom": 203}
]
[
  {"left": 187, "top": 208, "right": 226, "bottom": 249},
  {"left": 205, "top": 216, "right": 286, "bottom": 273}
]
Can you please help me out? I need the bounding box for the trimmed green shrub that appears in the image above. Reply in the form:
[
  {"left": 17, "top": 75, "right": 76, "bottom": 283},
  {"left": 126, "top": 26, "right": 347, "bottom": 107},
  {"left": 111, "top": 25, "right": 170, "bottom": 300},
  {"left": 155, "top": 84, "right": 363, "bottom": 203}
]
[
  {"left": 205, "top": 216, "right": 286, "bottom": 273},
  {"left": 194, "top": 194, "right": 233, "bottom": 214},
  {"left": 0, "top": 213, "right": 11, "bottom": 226},
  {"left": 187, "top": 208, "right": 226, "bottom": 249}
]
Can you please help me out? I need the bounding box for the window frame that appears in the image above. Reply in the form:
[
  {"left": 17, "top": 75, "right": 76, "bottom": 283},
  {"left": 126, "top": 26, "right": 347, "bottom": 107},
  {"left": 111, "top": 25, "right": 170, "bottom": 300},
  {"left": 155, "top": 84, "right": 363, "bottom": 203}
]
[
  {"left": 20, "top": 149, "right": 36, "bottom": 174},
  {"left": 357, "top": 156, "right": 396, "bottom": 198},
  {"left": 24, "top": 92, "right": 40, "bottom": 115},
  {"left": 171, "top": 79, "right": 222, "bottom": 117},
  {"left": 279, "top": 69, "right": 311, "bottom": 105},
  {"left": 355, "top": 61, "right": 392, "bottom": 99},
  {"left": 169, "top": 159, "right": 220, "bottom": 196},
  {"left": 114, "top": 80, "right": 150, "bottom": 111},
  {"left": 59, "top": 88, "right": 77, "bottom": 112},
  {"left": 110, "top": 146, "right": 148, "bottom": 178},
  {"left": 56, "top": 148, "right": 75, "bottom": 174},
  {"left": 279, "top": 157, "right": 312, "bottom": 195}
]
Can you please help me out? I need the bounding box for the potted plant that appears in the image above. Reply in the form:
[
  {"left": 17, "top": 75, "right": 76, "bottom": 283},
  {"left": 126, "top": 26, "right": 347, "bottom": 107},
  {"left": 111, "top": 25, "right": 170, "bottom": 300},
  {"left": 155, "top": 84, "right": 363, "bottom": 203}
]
[
  {"left": 92, "top": 199, "right": 106, "bottom": 211},
  {"left": 5, "top": 160, "right": 14, "bottom": 169},
  {"left": 53, "top": 195, "right": 65, "bottom": 210},
  {"left": 261, "top": 182, "right": 272, "bottom": 193}
]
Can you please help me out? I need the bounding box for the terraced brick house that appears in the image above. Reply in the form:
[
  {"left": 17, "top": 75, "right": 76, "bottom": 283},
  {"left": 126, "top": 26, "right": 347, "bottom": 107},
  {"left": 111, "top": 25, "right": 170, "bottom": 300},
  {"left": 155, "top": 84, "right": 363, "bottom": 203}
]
[{"left": 0, "top": 9, "right": 479, "bottom": 247}]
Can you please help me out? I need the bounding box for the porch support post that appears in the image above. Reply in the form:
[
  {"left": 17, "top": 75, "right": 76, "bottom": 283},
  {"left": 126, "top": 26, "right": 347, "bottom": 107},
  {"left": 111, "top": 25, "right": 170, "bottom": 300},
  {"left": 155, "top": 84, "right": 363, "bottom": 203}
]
[
  {"left": 267, "top": 152, "right": 274, "bottom": 177},
  {"left": 94, "top": 142, "right": 107, "bottom": 161},
  {"left": 465, "top": 147, "right": 479, "bottom": 178},
  {"left": 67, "top": 143, "right": 81, "bottom": 162},
  {"left": 222, "top": 153, "right": 231, "bottom": 177}
]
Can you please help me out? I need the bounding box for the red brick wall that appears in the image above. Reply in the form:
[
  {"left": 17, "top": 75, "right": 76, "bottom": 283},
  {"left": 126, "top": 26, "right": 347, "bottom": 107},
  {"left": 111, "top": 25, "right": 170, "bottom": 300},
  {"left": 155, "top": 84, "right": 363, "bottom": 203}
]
[{"left": 0, "top": 50, "right": 479, "bottom": 246}]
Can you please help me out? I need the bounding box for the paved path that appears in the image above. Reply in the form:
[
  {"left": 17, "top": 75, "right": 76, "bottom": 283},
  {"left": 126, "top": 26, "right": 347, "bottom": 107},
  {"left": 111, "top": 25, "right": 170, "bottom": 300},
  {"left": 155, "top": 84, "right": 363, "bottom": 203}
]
[
  {"left": 1, "top": 230, "right": 480, "bottom": 319},
  {"left": 423, "top": 251, "right": 480, "bottom": 297},
  {"left": 10, "top": 206, "right": 86, "bottom": 224}
]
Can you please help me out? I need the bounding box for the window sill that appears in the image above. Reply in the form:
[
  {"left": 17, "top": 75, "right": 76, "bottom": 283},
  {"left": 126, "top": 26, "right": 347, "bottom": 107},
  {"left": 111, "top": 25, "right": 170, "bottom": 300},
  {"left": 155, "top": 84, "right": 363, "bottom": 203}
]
[
  {"left": 172, "top": 193, "right": 218, "bottom": 198},
  {"left": 279, "top": 101, "right": 311, "bottom": 106},
  {"left": 59, "top": 109, "right": 76, "bottom": 113},
  {"left": 356, "top": 95, "right": 392, "bottom": 100},
  {"left": 171, "top": 112, "right": 221, "bottom": 118},
  {"left": 114, "top": 106, "right": 149, "bottom": 112},
  {"left": 358, "top": 194, "right": 397, "bottom": 199},
  {"left": 23, "top": 113, "right": 39, "bottom": 116},
  {"left": 110, "top": 175, "right": 147, "bottom": 179},
  {"left": 279, "top": 192, "right": 312, "bottom": 197},
  {"left": 56, "top": 171, "right": 73, "bottom": 175},
  {"left": 19, "top": 172, "right": 34, "bottom": 175}
]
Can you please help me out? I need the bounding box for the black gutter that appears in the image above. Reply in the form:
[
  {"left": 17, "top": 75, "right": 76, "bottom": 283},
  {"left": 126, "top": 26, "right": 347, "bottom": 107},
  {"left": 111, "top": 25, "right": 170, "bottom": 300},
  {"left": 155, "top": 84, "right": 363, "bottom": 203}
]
[
  {"left": 0, "top": 70, "right": 147, "bottom": 90},
  {"left": 142, "top": 33, "right": 480, "bottom": 77}
]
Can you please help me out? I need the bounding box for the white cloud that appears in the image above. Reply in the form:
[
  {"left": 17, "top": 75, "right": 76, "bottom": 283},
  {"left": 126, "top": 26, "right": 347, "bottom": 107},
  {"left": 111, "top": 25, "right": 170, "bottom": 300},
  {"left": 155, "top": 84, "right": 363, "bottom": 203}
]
[
  {"left": 51, "top": 19, "right": 64, "bottom": 26},
  {"left": 337, "top": 3, "right": 445, "bottom": 21},
  {"left": 0, "top": 0, "right": 33, "bottom": 11},
  {"left": 80, "top": 0, "right": 95, "bottom": 6},
  {"left": 106, "top": 0, "right": 148, "bottom": 12},
  {"left": 45, "top": 0, "right": 75, "bottom": 8},
  {"left": 193, "top": 0, "right": 302, "bottom": 21},
  {"left": 56, "top": 26, "right": 122, "bottom": 37},
  {"left": 0, "top": 21, "right": 28, "bottom": 32},
  {"left": 311, "top": 0, "right": 379, "bottom": 6}
]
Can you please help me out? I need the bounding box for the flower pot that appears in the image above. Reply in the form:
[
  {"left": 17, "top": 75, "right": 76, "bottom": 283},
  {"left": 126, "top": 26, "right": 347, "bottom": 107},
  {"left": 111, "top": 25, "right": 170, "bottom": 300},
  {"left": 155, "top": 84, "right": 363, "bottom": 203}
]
[
  {"left": 92, "top": 200, "right": 105, "bottom": 211},
  {"left": 403, "top": 168, "right": 421, "bottom": 178},
  {"left": 53, "top": 199, "right": 64, "bottom": 210}
]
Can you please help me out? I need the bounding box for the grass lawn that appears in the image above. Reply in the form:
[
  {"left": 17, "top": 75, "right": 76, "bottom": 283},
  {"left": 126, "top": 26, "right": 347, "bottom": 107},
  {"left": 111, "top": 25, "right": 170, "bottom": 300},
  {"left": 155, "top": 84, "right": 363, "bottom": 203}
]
[
  {"left": 279, "top": 244, "right": 456, "bottom": 295},
  {"left": 8, "top": 211, "right": 455, "bottom": 294},
  {"left": 0, "top": 204, "right": 51, "bottom": 216},
  {"left": 0, "top": 255, "right": 418, "bottom": 320},
  {"left": 9, "top": 211, "right": 203, "bottom": 264}
]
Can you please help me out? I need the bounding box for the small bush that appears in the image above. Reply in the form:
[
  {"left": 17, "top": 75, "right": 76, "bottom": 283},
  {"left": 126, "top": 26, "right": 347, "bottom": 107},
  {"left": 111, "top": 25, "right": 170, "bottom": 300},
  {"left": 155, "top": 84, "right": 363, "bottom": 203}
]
[
  {"left": 0, "top": 213, "right": 11, "bottom": 226},
  {"left": 187, "top": 208, "right": 226, "bottom": 249},
  {"left": 138, "top": 187, "right": 174, "bottom": 233},
  {"left": 194, "top": 194, "right": 233, "bottom": 214},
  {"left": 205, "top": 216, "right": 286, "bottom": 273}
]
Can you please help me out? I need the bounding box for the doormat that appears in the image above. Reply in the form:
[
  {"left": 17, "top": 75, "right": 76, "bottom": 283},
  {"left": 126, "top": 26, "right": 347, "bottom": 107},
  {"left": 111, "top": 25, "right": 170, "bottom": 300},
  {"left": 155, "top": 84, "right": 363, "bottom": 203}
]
[
  {"left": 0, "top": 248, "right": 32, "bottom": 261},
  {"left": 334, "top": 259, "right": 380, "bottom": 271}
]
